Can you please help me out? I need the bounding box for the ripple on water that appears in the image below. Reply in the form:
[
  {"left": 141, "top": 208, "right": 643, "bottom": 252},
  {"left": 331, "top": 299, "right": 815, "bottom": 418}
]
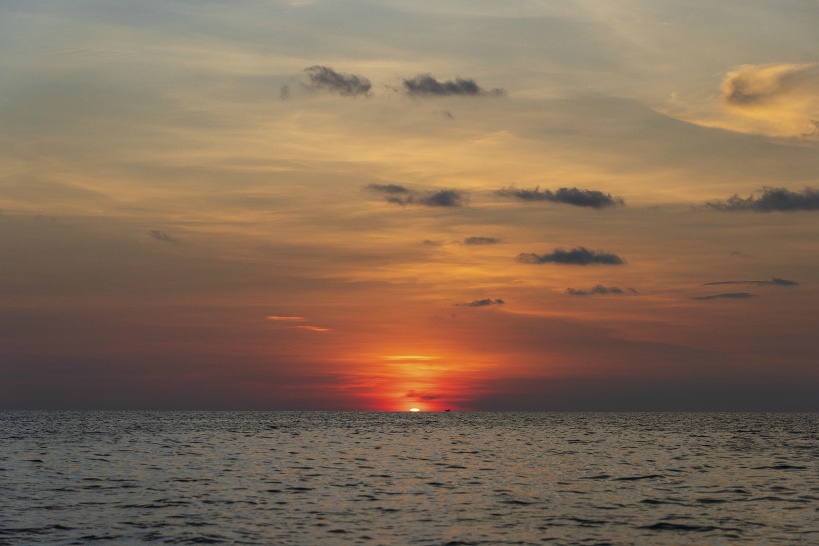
[{"left": 0, "top": 411, "right": 817, "bottom": 545}]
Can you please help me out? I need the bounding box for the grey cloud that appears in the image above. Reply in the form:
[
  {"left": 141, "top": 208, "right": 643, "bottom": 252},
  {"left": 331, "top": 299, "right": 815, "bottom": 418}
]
[
  {"left": 692, "top": 292, "right": 756, "bottom": 300},
  {"left": 383, "top": 189, "right": 467, "bottom": 207},
  {"left": 518, "top": 247, "right": 625, "bottom": 266},
  {"left": 366, "top": 184, "right": 465, "bottom": 207},
  {"left": 406, "top": 390, "right": 440, "bottom": 401},
  {"left": 464, "top": 237, "right": 499, "bottom": 245},
  {"left": 304, "top": 65, "right": 371, "bottom": 97},
  {"left": 496, "top": 186, "right": 624, "bottom": 209},
  {"left": 704, "top": 278, "right": 799, "bottom": 287},
  {"left": 366, "top": 183, "right": 410, "bottom": 195},
  {"left": 708, "top": 186, "right": 819, "bottom": 212},
  {"left": 403, "top": 74, "right": 504, "bottom": 97},
  {"left": 418, "top": 190, "right": 466, "bottom": 207},
  {"left": 148, "top": 230, "right": 176, "bottom": 243},
  {"left": 461, "top": 298, "right": 505, "bottom": 307},
  {"left": 279, "top": 85, "right": 290, "bottom": 100},
  {"left": 567, "top": 285, "right": 637, "bottom": 296}
]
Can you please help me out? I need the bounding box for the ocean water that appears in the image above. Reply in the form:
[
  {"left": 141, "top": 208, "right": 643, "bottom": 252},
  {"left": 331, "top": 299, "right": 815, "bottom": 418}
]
[{"left": 1, "top": 412, "right": 817, "bottom": 545}]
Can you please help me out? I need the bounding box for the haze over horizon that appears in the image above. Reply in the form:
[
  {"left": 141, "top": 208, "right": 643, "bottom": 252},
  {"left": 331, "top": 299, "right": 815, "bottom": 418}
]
[{"left": 2, "top": 0, "right": 818, "bottom": 411}]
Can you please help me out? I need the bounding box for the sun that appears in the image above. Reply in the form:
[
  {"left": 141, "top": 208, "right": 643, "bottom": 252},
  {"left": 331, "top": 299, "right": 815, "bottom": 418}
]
[{"left": 409, "top": 407, "right": 421, "bottom": 412}]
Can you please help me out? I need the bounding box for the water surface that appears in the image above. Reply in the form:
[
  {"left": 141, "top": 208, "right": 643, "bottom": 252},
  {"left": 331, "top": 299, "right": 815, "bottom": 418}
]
[{"left": 1, "top": 412, "right": 817, "bottom": 544}]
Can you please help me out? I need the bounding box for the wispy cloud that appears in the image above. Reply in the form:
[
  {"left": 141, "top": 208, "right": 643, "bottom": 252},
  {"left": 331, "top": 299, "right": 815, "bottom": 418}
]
[
  {"left": 406, "top": 390, "right": 440, "bottom": 401},
  {"left": 148, "top": 230, "right": 176, "bottom": 243},
  {"left": 296, "top": 325, "right": 332, "bottom": 332},
  {"left": 496, "top": 186, "right": 624, "bottom": 209},
  {"left": 464, "top": 236, "right": 499, "bottom": 245},
  {"left": 266, "top": 316, "right": 307, "bottom": 322},
  {"left": 722, "top": 63, "right": 819, "bottom": 108},
  {"left": 708, "top": 187, "right": 819, "bottom": 212},
  {"left": 710, "top": 63, "right": 819, "bottom": 136},
  {"left": 518, "top": 247, "right": 625, "bottom": 266},
  {"left": 304, "top": 65, "right": 371, "bottom": 97},
  {"left": 566, "top": 285, "right": 637, "bottom": 296},
  {"left": 367, "top": 185, "right": 468, "bottom": 207},
  {"left": 692, "top": 292, "right": 755, "bottom": 301},
  {"left": 365, "top": 183, "right": 410, "bottom": 195},
  {"left": 704, "top": 278, "right": 799, "bottom": 287},
  {"left": 403, "top": 74, "right": 504, "bottom": 97}
]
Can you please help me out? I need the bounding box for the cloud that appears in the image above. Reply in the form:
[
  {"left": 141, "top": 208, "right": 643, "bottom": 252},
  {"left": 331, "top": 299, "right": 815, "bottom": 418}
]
[
  {"left": 704, "top": 278, "right": 799, "bottom": 287},
  {"left": 148, "top": 230, "right": 176, "bottom": 243},
  {"left": 406, "top": 390, "right": 440, "bottom": 401},
  {"left": 496, "top": 186, "right": 624, "bottom": 209},
  {"left": 403, "top": 74, "right": 504, "bottom": 97},
  {"left": 518, "top": 247, "right": 625, "bottom": 265},
  {"left": 566, "top": 285, "right": 637, "bottom": 296},
  {"left": 295, "top": 325, "right": 332, "bottom": 332},
  {"left": 365, "top": 184, "right": 466, "bottom": 207},
  {"left": 366, "top": 183, "right": 410, "bottom": 195},
  {"left": 266, "top": 316, "right": 306, "bottom": 322},
  {"left": 710, "top": 63, "right": 819, "bottom": 136},
  {"left": 460, "top": 298, "right": 505, "bottom": 307},
  {"left": 692, "top": 293, "right": 755, "bottom": 301},
  {"left": 464, "top": 236, "right": 499, "bottom": 245},
  {"left": 417, "top": 190, "right": 466, "bottom": 207},
  {"left": 304, "top": 65, "right": 371, "bottom": 97},
  {"left": 722, "top": 63, "right": 819, "bottom": 108},
  {"left": 708, "top": 187, "right": 819, "bottom": 212}
]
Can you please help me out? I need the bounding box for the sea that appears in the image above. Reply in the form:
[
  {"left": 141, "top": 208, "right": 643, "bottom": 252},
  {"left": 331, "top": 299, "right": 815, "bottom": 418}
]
[{"left": 1, "top": 412, "right": 817, "bottom": 545}]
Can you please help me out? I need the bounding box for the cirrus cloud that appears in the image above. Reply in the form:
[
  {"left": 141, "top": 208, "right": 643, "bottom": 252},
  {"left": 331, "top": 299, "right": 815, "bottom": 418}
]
[{"left": 692, "top": 292, "right": 755, "bottom": 301}]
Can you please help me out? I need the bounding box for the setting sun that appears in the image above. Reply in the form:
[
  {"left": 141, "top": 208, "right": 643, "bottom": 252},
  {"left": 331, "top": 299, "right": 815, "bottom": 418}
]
[{"left": 409, "top": 408, "right": 421, "bottom": 412}]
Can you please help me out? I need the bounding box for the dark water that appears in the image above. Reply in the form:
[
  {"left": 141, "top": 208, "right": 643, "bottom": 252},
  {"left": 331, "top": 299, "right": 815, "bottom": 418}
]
[{"left": 1, "top": 412, "right": 817, "bottom": 545}]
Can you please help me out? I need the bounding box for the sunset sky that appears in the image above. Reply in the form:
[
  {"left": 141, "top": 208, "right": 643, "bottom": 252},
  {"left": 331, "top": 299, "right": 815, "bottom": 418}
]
[{"left": 2, "top": 0, "right": 818, "bottom": 411}]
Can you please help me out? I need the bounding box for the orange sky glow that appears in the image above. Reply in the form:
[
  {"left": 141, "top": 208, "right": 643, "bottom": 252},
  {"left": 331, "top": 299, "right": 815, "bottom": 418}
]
[{"left": 1, "top": 0, "right": 818, "bottom": 411}]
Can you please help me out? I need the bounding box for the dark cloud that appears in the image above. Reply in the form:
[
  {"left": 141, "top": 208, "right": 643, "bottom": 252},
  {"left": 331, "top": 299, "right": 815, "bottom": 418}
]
[
  {"left": 518, "top": 247, "right": 625, "bottom": 266},
  {"left": 708, "top": 186, "right": 819, "bottom": 212},
  {"left": 148, "top": 230, "right": 176, "bottom": 243},
  {"left": 692, "top": 292, "right": 756, "bottom": 300},
  {"left": 496, "top": 186, "right": 624, "bottom": 209},
  {"left": 304, "top": 65, "right": 371, "bottom": 97},
  {"left": 366, "top": 184, "right": 467, "bottom": 207},
  {"left": 418, "top": 190, "right": 466, "bottom": 207},
  {"left": 366, "top": 183, "right": 410, "bottom": 195},
  {"left": 422, "top": 239, "right": 443, "bottom": 247},
  {"left": 403, "top": 74, "right": 504, "bottom": 97},
  {"left": 406, "top": 390, "right": 440, "bottom": 401},
  {"left": 279, "top": 84, "right": 290, "bottom": 100},
  {"left": 704, "top": 278, "right": 799, "bottom": 287},
  {"left": 460, "top": 298, "right": 505, "bottom": 307},
  {"left": 567, "top": 285, "right": 637, "bottom": 296},
  {"left": 464, "top": 236, "right": 499, "bottom": 245}
]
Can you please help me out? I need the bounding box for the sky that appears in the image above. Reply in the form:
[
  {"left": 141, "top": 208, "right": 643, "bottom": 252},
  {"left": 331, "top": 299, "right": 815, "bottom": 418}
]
[{"left": 2, "top": 0, "right": 818, "bottom": 411}]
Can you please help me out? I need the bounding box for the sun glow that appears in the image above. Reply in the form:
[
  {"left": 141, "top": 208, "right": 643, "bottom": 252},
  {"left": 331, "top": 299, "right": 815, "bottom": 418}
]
[{"left": 409, "top": 407, "right": 421, "bottom": 412}]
